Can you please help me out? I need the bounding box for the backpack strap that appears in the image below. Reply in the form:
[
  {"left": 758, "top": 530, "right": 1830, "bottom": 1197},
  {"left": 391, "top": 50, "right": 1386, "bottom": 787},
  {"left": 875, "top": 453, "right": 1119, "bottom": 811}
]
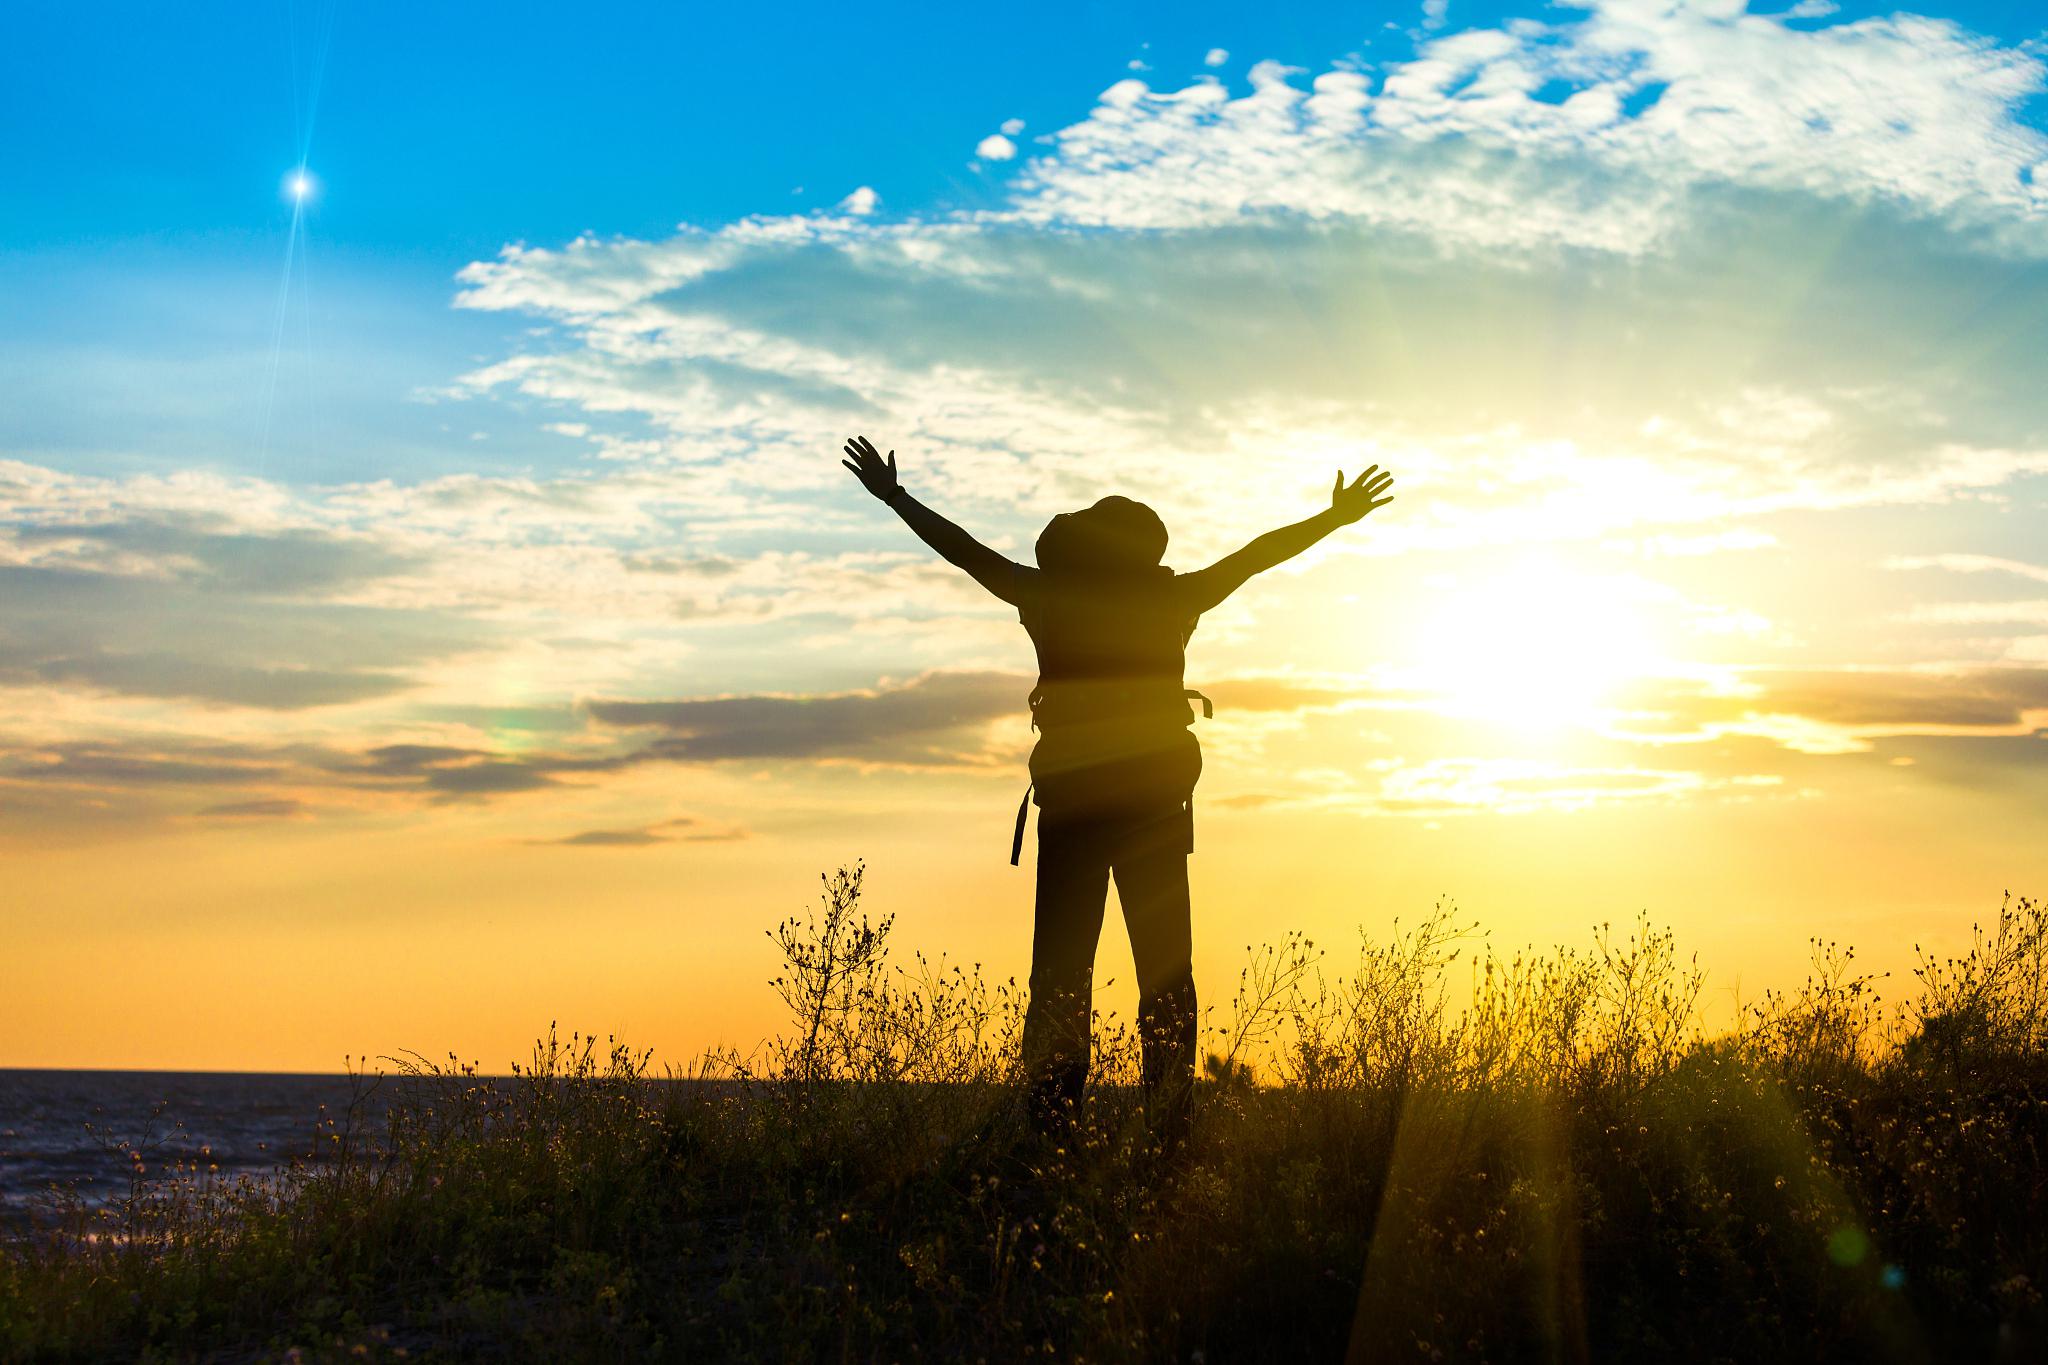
[
  {"left": 1009, "top": 782, "right": 1034, "bottom": 866},
  {"left": 1009, "top": 691, "right": 1205, "bottom": 865}
]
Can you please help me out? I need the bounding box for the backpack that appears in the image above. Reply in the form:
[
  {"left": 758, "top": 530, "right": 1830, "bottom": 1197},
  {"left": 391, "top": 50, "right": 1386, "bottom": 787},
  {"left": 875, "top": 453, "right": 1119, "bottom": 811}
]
[{"left": 1005, "top": 564, "right": 1213, "bottom": 864}]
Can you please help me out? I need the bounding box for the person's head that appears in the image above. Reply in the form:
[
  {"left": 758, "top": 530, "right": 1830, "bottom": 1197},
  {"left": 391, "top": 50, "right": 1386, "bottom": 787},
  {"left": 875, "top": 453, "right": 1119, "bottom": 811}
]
[{"left": 1034, "top": 495, "right": 1169, "bottom": 575}]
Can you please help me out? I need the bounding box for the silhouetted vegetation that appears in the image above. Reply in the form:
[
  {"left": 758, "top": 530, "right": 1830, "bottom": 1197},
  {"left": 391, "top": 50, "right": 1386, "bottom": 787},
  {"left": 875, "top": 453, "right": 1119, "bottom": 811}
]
[{"left": 4, "top": 874, "right": 2046, "bottom": 1362}]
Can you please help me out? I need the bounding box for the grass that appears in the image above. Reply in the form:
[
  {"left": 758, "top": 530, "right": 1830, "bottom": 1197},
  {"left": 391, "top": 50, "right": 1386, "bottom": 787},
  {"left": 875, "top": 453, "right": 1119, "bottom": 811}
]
[{"left": 3, "top": 869, "right": 2047, "bottom": 1362}]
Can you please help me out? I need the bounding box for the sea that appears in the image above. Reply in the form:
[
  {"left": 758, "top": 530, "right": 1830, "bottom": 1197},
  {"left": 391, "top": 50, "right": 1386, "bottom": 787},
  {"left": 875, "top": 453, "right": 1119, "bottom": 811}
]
[{"left": 0, "top": 1070, "right": 375, "bottom": 1226}]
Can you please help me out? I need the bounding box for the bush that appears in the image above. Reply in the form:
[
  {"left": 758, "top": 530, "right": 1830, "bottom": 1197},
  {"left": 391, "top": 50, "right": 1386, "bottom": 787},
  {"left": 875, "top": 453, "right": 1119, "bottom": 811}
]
[{"left": 3, "top": 879, "right": 2044, "bottom": 1362}]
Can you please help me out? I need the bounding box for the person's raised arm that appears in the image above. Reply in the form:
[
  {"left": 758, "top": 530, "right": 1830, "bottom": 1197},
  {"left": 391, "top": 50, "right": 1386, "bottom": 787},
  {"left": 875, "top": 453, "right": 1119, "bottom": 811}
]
[
  {"left": 840, "top": 434, "right": 1031, "bottom": 605},
  {"left": 1177, "top": 465, "right": 1395, "bottom": 615}
]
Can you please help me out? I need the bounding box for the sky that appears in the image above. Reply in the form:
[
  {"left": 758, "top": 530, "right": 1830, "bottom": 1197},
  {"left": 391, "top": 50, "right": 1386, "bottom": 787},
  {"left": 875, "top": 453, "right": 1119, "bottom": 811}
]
[{"left": 3, "top": 0, "right": 2046, "bottom": 1071}]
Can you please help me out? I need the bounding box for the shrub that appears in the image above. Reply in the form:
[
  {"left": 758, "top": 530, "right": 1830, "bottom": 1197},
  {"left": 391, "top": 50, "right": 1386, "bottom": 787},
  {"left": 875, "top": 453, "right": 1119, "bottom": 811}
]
[{"left": 3, "top": 874, "right": 2045, "bottom": 1362}]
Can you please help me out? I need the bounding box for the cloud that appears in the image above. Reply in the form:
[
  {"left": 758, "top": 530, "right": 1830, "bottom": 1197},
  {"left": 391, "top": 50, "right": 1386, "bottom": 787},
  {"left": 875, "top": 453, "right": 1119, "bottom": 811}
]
[
  {"left": 1613, "top": 668, "right": 2048, "bottom": 744},
  {"left": 339, "top": 744, "right": 564, "bottom": 799},
  {"left": 5, "top": 517, "right": 418, "bottom": 595},
  {"left": 1001, "top": 118, "right": 1025, "bottom": 136},
  {"left": 1887, "top": 554, "right": 2048, "bottom": 585},
  {"left": 4, "top": 743, "right": 286, "bottom": 788},
  {"left": 18, "top": 652, "right": 411, "bottom": 710},
  {"left": 196, "top": 798, "right": 307, "bottom": 819},
  {"left": 0, "top": 728, "right": 589, "bottom": 820},
  {"left": 585, "top": 669, "right": 1027, "bottom": 765},
  {"left": 1008, "top": 6, "right": 2048, "bottom": 248},
  {"left": 1374, "top": 757, "right": 1732, "bottom": 814},
  {"left": 544, "top": 826, "right": 668, "bottom": 846},
  {"left": 420, "top": 762, "right": 556, "bottom": 796},
  {"left": 2, "top": 656, "right": 2039, "bottom": 831},
  {"left": 3, "top": 672, "right": 1352, "bottom": 822},
  {"left": 1204, "top": 48, "right": 1228, "bottom": 67},
  {"left": 355, "top": 743, "right": 482, "bottom": 774},
  {"left": 1212, "top": 753, "right": 1785, "bottom": 817},
  {"left": 0, "top": 565, "right": 484, "bottom": 710},
  {"left": 10, "top": 670, "right": 1347, "bottom": 811},
  {"left": 976, "top": 134, "right": 1018, "bottom": 162},
  {"left": 582, "top": 670, "right": 1368, "bottom": 766},
  {"left": 531, "top": 817, "right": 747, "bottom": 847},
  {"left": 1744, "top": 669, "right": 2048, "bottom": 730},
  {"left": 619, "top": 552, "right": 741, "bottom": 576},
  {"left": 443, "top": 7, "right": 2048, "bottom": 569},
  {"left": 840, "top": 186, "right": 879, "bottom": 216},
  {"left": 1900, "top": 601, "right": 2048, "bottom": 627},
  {"left": 444, "top": 205, "right": 2048, "bottom": 607}
]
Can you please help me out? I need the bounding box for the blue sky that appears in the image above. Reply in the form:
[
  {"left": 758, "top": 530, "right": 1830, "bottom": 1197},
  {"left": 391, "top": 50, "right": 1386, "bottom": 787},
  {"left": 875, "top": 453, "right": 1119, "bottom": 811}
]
[
  {"left": 4, "top": 0, "right": 2048, "bottom": 1065},
  {"left": 6, "top": 1, "right": 2041, "bottom": 249}
]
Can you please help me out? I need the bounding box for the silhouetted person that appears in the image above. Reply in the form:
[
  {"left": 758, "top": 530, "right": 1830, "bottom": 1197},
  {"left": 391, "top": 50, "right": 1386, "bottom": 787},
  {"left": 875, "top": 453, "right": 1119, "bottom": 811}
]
[{"left": 841, "top": 434, "right": 1395, "bottom": 1143}]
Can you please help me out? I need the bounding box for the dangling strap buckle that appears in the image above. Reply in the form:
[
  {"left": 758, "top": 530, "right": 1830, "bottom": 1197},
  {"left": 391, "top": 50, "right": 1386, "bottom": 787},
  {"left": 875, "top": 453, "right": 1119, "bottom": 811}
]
[
  {"left": 1185, "top": 688, "right": 1213, "bottom": 719},
  {"left": 1010, "top": 782, "right": 1034, "bottom": 866}
]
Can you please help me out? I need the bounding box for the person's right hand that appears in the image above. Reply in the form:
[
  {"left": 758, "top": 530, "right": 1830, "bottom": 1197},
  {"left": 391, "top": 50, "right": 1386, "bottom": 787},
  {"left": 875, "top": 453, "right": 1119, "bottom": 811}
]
[
  {"left": 1330, "top": 466, "right": 1395, "bottom": 524},
  {"left": 841, "top": 435, "right": 900, "bottom": 503}
]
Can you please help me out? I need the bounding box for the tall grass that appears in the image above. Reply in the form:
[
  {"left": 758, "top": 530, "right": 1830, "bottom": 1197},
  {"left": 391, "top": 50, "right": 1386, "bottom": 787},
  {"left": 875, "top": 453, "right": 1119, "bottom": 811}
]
[{"left": 3, "top": 880, "right": 2045, "bottom": 1362}]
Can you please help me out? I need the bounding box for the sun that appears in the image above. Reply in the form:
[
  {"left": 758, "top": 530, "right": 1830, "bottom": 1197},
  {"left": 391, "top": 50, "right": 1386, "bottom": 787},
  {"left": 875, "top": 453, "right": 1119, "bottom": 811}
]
[
  {"left": 284, "top": 170, "right": 315, "bottom": 202},
  {"left": 1408, "top": 559, "right": 1669, "bottom": 732}
]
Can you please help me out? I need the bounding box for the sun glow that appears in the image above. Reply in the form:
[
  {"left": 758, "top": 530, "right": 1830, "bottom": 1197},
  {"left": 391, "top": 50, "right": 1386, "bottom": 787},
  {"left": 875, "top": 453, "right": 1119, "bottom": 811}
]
[{"left": 1408, "top": 560, "right": 1670, "bottom": 732}]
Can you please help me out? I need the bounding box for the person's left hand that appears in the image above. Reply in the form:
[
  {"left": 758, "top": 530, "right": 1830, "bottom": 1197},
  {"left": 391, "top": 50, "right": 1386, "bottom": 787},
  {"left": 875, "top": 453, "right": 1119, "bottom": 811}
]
[
  {"left": 841, "top": 435, "right": 900, "bottom": 502},
  {"left": 1330, "top": 466, "right": 1395, "bottom": 524}
]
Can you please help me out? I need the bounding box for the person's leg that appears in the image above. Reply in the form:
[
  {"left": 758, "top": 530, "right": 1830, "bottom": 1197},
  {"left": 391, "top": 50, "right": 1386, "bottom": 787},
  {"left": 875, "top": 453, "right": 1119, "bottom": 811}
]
[
  {"left": 1020, "top": 816, "right": 1112, "bottom": 1131},
  {"left": 1113, "top": 808, "right": 1197, "bottom": 1144}
]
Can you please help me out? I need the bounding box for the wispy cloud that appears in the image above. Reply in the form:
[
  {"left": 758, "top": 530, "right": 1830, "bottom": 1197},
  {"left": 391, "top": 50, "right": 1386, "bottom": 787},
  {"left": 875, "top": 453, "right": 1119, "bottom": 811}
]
[
  {"left": 530, "top": 816, "right": 747, "bottom": 848},
  {"left": 1888, "top": 554, "right": 2048, "bottom": 584},
  {"left": 0, "top": 564, "right": 485, "bottom": 710},
  {"left": 196, "top": 798, "right": 308, "bottom": 819},
  {"left": 1008, "top": 6, "right": 2047, "bottom": 247},
  {"left": 584, "top": 670, "right": 1027, "bottom": 764},
  {"left": 1900, "top": 600, "right": 2048, "bottom": 627}
]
